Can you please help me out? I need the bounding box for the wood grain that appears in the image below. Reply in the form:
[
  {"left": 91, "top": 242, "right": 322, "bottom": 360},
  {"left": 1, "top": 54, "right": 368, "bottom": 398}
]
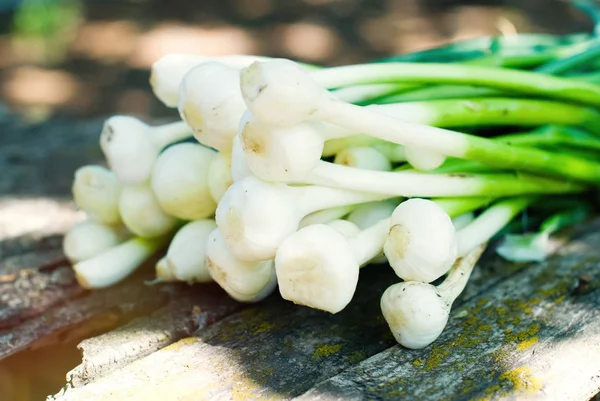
[
  {"left": 51, "top": 226, "right": 600, "bottom": 401},
  {"left": 298, "top": 232, "right": 600, "bottom": 401}
]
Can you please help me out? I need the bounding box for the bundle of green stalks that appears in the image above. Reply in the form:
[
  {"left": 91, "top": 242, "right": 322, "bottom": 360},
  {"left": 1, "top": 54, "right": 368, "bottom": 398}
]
[{"left": 63, "top": 7, "right": 600, "bottom": 349}]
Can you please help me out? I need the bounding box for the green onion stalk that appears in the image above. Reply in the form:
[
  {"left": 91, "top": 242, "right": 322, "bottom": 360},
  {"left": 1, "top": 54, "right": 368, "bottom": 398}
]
[
  {"left": 456, "top": 196, "right": 537, "bottom": 256},
  {"left": 241, "top": 59, "right": 600, "bottom": 184},
  {"left": 424, "top": 125, "right": 600, "bottom": 172},
  {"left": 74, "top": 235, "right": 171, "bottom": 289},
  {"left": 379, "top": 33, "right": 593, "bottom": 66},
  {"left": 372, "top": 42, "right": 600, "bottom": 104},
  {"left": 536, "top": 42, "right": 600, "bottom": 74},
  {"left": 322, "top": 98, "right": 600, "bottom": 158},
  {"left": 311, "top": 62, "right": 600, "bottom": 108},
  {"left": 420, "top": 126, "right": 600, "bottom": 175},
  {"left": 333, "top": 34, "right": 598, "bottom": 104},
  {"left": 497, "top": 125, "right": 600, "bottom": 151},
  {"left": 496, "top": 202, "right": 591, "bottom": 262},
  {"left": 369, "top": 0, "right": 600, "bottom": 103},
  {"left": 377, "top": 68, "right": 600, "bottom": 103},
  {"left": 339, "top": 44, "right": 600, "bottom": 104}
]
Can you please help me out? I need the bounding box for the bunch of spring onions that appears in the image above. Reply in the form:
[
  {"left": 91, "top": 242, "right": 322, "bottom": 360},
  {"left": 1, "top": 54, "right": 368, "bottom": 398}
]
[{"left": 65, "top": 29, "right": 600, "bottom": 349}]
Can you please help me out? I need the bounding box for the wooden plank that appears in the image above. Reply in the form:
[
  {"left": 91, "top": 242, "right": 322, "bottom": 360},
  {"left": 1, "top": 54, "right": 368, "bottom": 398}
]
[
  {"left": 0, "top": 248, "right": 82, "bottom": 330},
  {"left": 50, "top": 222, "right": 600, "bottom": 401},
  {"left": 0, "top": 245, "right": 242, "bottom": 367},
  {"left": 65, "top": 283, "right": 243, "bottom": 387},
  {"left": 297, "top": 232, "right": 600, "bottom": 401},
  {"left": 51, "top": 266, "right": 401, "bottom": 401},
  {"left": 0, "top": 265, "right": 168, "bottom": 360},
  {"left": 0, "top": 233, "right": 64, "bottom": 260}
]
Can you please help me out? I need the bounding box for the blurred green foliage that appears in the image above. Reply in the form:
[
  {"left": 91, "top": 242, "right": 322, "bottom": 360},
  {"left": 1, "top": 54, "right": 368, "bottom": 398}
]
[{"left": 11, "top": 0, "right": 82, "bottom": 64}]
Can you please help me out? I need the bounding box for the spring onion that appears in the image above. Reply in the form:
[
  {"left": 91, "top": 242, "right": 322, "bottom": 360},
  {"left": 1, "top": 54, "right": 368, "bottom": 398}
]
[
  {"left": 333, "top": 146, "right": 392, "bottom": 171},
  {"left": 238, "top": 114, "right": 584, "bottom": 196},
  {"left": 216, "top": 176, "right": 388, "bottom": 261},
  {"left": 119, "top": 184, "right": 179, "bottom": 238},
  {"left": 275, "top": 221, "right": 386, "bottom": 313},
  {"left": 404, "top": 148, "right": 446, "bottom": 171},
  {"left": 72, "top": 165, "right": 122, "bottom": 225},
  {"left": 384, "top": 198, "right": 458, "bottom": 283},
  {"left": 150, "top": 53, "right": 269, "bottom": 107},
  {"left": 239, "top": 59, "right": 600, "bottom": 183},
  {"left": 178, "top": 62, "right": 247, "bottom": 152},
  {"left": 207, "top": 151, "right": 234, "bottom": 203},
  {"left": 456, "top": 197, "right": 537, "bottom": 256},
  {"left": 151, "top": 142, "right": 217, "bottom": 220},
  {"left": 74, "top": 235, "right": 170, "bottom": 289},
  {"left": 155, "top": 219, "right": 216, "bottom": 283},
  {"left": 380, "top": 244, "right": 485, "bottom": 349},
  {"left": 496, "top": 204, "right": 590, "bottom": 262},
  {"left": 205, "top": 227, "right": 277, "bottom": 302},
  {"left": 62, "top": 220, "right": 129, "bottom": 263},
  {"left": 99, "top": 116, "right": 192, "bottom": 185}
]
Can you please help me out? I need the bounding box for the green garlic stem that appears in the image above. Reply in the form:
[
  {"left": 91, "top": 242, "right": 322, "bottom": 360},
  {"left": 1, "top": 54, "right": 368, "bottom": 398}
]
[
  {"left": 352, "top": 196, "right": 487, "bottom": 267},
  {"left": 333, "top": 83, "right": 415, "bottom": 104},
  {"left": 426, "top": 125, "right": 600, "bottom": 175},
  {"left": 368, "top": 34, "right": 600, "bottom": 104},
  {"left": 294, "top": 184, "right": 390, "bottom": 216},
  {"left": 311, "top": 62, "right": 600, "bottom": 107},
  {"left": 433, "top": 197, "right": 493, "bottom": 217},
  {"left": 352, "top": 217, "right": 392, "bottom": 266},
  {"left": 330, "top": 35, "right": 592, "bottom": 103},
  {"left": 423, "top": 159, "right": 496, "bottom": 175},
  {"left": 497, "top": 126, "right": 600, "bottom": 152},
  {"left": 376, "top": 86, "right": 503, "bottom": 103},
  {"left": 537, "top": 42, "right": 600, "bottom": 75},
  {"left": 539, "top": 204, "right": 591, "bottom": 236},
  {"left": 388, "top": 97, "right": 600, "bottom": 132},
  {"left": 456, "top": 196, "right": 536, "bottom": 256},
  {"left": 359, "top": 36, "right": 573, "bottom": 102},
  {"left": 306, "top": 161, "right": 584, "bottom": 197},
  {"left": 381, "top": 33, "right": 592, "bottom": 66},
  {"left": 323, "top": 99, "right": 600, "bottom": 183},
  {"left": 371, "top": 67, "right": 600, "bottom": 104},
  {"left": 570, "top": 71, "right": 600, "bottom": 85}
]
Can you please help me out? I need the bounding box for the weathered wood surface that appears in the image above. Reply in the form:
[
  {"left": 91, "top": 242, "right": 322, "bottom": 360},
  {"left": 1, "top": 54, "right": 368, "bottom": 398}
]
[
  {"left": 0, "top": 239, "right": 242, "bottom": 368},
  {"left": 64, "top": 283, "right": 242, "bottom": 388},
  {"left": 299, "top": 234, "right": 600, "bottom": 401},
  {"left": 50, "top": 223, "right": 600, "bottom": 401},
  {"left": 51, "top": 265, "right": 399, "bottom": 401}
]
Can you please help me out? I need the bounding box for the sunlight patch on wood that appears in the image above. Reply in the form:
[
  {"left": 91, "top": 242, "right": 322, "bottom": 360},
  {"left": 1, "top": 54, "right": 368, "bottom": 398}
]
[{"left": 0, "top": 197, "right": 85, "bottom": 239}]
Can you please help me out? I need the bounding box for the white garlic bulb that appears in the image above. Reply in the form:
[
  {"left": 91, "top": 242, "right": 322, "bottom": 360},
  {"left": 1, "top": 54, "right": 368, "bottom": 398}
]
[{"left": 384, "top": 198, "right": 457, "bottom": 283}]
